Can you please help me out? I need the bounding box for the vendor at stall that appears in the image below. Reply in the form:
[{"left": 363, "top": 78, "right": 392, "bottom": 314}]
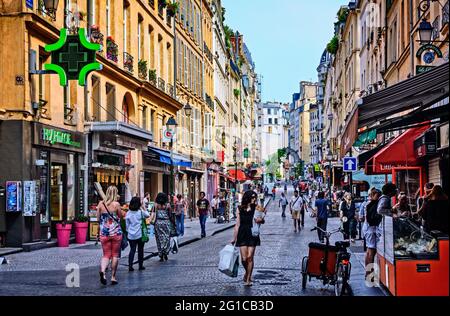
[
  {"left": 392, "top": 192, "right": 411, "bottom": 218},
  {"left": 418, "top": 185, "right": 449, "bottom": 235}
]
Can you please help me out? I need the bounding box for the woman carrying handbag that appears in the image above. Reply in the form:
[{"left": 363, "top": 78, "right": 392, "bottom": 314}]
[
  {"left": 96, "top": 186, "right": 126, "bottom": 285},
  {"left": 152, "top": 193, "right": 173, "bottom": 262},
  {"left": 125, "top": 197, "right": 150, "bottom": 271}
]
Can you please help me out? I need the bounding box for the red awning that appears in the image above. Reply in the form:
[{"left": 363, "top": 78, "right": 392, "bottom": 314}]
[
  {"left": 365, "top": 124, "right": 430, "bottom": 175},
  {"left": 228, "top": 169, "right": 248, "bottom": 182}
]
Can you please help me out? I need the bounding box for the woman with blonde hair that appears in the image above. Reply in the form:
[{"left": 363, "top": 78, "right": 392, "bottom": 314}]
[{"left": 97, "top": 186, "right": 125, "bottom": 285}]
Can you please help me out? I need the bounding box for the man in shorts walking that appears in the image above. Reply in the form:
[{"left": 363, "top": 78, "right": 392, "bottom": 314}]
[{"left": 290, "top": 190, "right": 303, "bottom": 233}]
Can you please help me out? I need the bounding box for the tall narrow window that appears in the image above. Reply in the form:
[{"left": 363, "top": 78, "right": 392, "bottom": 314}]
[
  {"left": 142, "top": 106, "right": 147, "bottom": 129},
  {"left": 138, "top": 15, "right": 143, "bottom": 60},
  {"left": 167, "top": 43, "right": 172, "bottom": 83},
  {"left": 92, "top": 76, "right": 101, "bottom": 121},
  {"left": 106, "top": 83, "right": 116, "bottom": 121},
  {"left": 150, "top": 109, "right": 155, "bottom": 135},
  {"left": 159, "top": 35, "right": 164, "bottom": 78},
  {"left": 106, "top": 0, "right": 111, "bottom": 36},
  {"left": 123, "top": 1, "right": 130, "bottom": 53},
  {"left": 149, "top": 25, "right": 155, "bottom": 69}
]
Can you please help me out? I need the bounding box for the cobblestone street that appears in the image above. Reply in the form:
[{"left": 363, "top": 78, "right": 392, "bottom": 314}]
[{"left": 0, "top": 189, "right": 384, "bottom": 296}]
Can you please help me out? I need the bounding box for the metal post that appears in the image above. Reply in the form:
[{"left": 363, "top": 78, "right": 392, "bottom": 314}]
[{"left": 170, "top": 138, "right": 174, "bottom": 199}]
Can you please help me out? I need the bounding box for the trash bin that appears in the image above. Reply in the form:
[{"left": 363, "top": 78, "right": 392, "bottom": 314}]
[{"left": 56, "top": 223, "right": 72, "bottom": 247}]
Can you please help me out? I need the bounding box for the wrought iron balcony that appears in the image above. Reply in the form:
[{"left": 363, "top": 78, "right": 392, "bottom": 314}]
[
  {"left": 106, "top": 37, "right": 118, "bottom": 63},
  {"left": 89, "top": 26, "right": 104, "bottom": 53},
  {"left": 167, "top": 83, "right": 175, "bottom": 97},
  {"left": 149, "top": 0, "right": 155, "bottom": 9},
  {"left": 123, "top": 52, "right": 134, "bottom": 73},
  {"left": 158, "top": 77, "right": 166, "bottom": 93},
  {"left": 204, "top": 42, "right": 213, "bottom": 63},
  {"left": 205, "top": 93, "right": 214, "bottom": 111}
]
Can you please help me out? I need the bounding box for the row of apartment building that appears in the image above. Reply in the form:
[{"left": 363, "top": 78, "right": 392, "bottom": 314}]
[
  {"left": 310, "top": 0, "right": 449, "bottom": 192},
  {"left": 0, "top": 0, "right": 260, "bottom": 248},
  {"left": 287, "top": 0, "right": 448, "bottom": 189}
]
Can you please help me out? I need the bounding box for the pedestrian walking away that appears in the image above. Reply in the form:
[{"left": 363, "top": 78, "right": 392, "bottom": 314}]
[
  {"left": 151, "top": 193, "right": 173, "bottom": 262},
  {"left": 175, "top": 194, "right": 187, "bottom": 236},
  {"left": 339, "top": 192, "right": 357, "bottom": 242},
  {"left": 314, "top": 191, "right": 331, "bottom": 243},
  {"left": 272, "top": 187, "right": 276, "bottom": 200},
  {"left": 362, "top": 188, "right": 382, "bottom": 279},
  {"left": 125, "top": 196, "right": 149, "bottom": 271},
  {"left": 197, "top": 192, "right": 210, "bottom": 238},
  {"left": 97, "top": 186, "right": 125, "bottom": 285},
  {"left": 290, "top": 190, "right": 303, "bottom": 233},
  {"left": 279, "top": 192, "right": 288, "bottom": 218},
  {"left": 231, "top": 190, "right": 265, "bottom": 287}
]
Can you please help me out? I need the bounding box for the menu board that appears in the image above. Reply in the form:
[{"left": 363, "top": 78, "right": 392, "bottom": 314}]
[
  {"left": 6, "top": 181, "right": 22, "bottom": 212},
  {"left": 23, "top": 181, "right": 37, "bottom": 216}
]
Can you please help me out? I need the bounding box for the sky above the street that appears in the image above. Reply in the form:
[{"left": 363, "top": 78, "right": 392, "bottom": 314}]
[{"left": 222, "top": 0, "right": 346, "bottom": 103}]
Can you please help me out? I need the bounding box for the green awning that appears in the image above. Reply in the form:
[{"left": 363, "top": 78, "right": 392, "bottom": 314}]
[{"left": 354, "top": 129, "right": 377, "bottom": 147}]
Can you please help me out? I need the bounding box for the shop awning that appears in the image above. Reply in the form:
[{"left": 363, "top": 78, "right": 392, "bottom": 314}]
[
  {"left": 228, "top": 169, "right": 249, "bottom": 182},
  {"left": 148, "top": 147, "right": 192, "bottom": 167},
  {"left": 365, "top": 124, "right": 430, "bottom": 175},
  {"left": 358, "top": 143, "right": 388, "bottom": 169},
  {"left": 358, "top": 62, "right": 449, "bottom": 130}
]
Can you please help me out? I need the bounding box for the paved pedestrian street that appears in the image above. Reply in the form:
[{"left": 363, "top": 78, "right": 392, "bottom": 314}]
[{"left": 0, "top": 189, "right": 383, "bottom": 296}]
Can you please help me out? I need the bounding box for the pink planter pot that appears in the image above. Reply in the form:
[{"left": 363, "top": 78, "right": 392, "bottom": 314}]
[
  {"left": 56, "top": 223, "right": 72, "bottom": 247},
  {"left": 74, "top": 222, "right": 89, "bottom": 244}
]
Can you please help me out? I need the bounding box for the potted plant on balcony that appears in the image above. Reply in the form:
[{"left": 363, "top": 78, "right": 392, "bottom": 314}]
[
  {"left": 234, "top": 89, "right": 240, "bottom": 98},
  {"left": 56, "top": 221, "right": 72, "bottom": 247},
  {"left": 159, "top": 0, "right": 167, "bottom": 8},
  {"left": 138, "top": 60, "right": 148, "bottom": 79},
  {"left": 106, "top": 36, "right": 118, "bottom": 62},
  {"left": 326, "top": 35, "right": 339, "bottom": 55},
  {"left": 149, "top": 69, "right": 157, "bottom": 83},
  {"left": 166, "top": 1, "right": 179, "bottom": 17},
  {"left": 74, "top": 215, "right": 89, "bottom": 244}
]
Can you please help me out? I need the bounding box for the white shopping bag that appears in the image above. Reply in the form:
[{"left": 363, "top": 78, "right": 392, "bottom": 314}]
[{"left": 219, "top": 244, "right": 240, "bottom": 277}]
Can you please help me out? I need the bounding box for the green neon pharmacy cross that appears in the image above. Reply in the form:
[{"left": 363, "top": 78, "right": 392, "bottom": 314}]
[{"left": 45, "top": 28, "right": 102, "bottom": 86}]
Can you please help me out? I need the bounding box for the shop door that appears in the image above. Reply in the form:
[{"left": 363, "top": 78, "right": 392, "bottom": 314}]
[
  {"left": 50, "top": 164, "right": 67, "bottom": 234},
  {"left": 392, "top": 167, "right": 423, "bottom": 212}
]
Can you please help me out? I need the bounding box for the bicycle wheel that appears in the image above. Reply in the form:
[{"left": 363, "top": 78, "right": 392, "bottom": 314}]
[
  {"left": 334, "top": 263, "right": 348, "bottom": 296},
  {"left": 301, "top": 257, "right": 308, "bottom": 289}
]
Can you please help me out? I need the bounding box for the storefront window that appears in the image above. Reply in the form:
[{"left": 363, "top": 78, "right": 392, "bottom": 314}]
[
  {"left": 393, "top": 169, "right": 421, "bottom": 212},
  {"left": 67, "top": 154, "right": 75, "bottom": 221},
  {"left": 50, "top": 165, "right": 64, "bottom": 221}
]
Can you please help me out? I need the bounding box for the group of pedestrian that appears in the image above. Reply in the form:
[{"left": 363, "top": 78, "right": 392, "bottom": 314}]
[
  {"left": 96, "top": 185, "right": 215, "bottom": 286},
  {"left": 358, "top": 181, "right": 449, "bottom": 280}
]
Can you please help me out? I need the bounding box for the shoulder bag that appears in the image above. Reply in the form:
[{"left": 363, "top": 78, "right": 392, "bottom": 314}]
[
  {"left": 141, "top": 211, "right": 149, "bottom": 243},
  {"left": 103, "top": 202, "right": 128, "bottom": 251}
]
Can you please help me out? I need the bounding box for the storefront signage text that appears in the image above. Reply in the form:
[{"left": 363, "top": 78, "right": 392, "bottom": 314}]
[
  {"left": 416, "top": 44, "right": 443, "bottom": 59},
  {"left": 42, "top": 128, "right": 81, "bottom": 148}
]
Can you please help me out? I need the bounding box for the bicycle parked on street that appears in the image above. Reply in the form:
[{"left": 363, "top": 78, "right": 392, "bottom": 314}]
[{"left": 301, "top": 220, "right": 353, "bottom": 296}]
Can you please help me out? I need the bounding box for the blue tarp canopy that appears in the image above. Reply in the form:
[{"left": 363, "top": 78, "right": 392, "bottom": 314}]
[{"left": 150, "top": 148, "right": 192, "bottom": 167}]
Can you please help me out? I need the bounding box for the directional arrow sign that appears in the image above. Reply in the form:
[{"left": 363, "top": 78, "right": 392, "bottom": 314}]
[{"left": 343, "top": 157, "right": 358, "bottom": 172}]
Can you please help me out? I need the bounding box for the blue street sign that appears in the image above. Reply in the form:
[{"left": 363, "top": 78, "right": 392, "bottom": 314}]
[{"left": 343, "top": 157, "right": 358, "bottom": 172}]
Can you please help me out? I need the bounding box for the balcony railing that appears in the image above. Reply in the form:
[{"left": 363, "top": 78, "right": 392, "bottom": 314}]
[
  {"left": 204, "top": 42, "right": 213, "bottom": 63},
  {"left": 106, "top": 37, "right": 118, "bottom": 63},
  {"left": 158, "top": 2, "right": 165, "bottom": 17},
  {"left": 123, "top": 52, "right": 134, "bottom": 73},
  {"left": 205, "top": 94, "right": 214, "bottom": 111},
  {"left": 167, "top": 83, "right": 175, "bottom": 97},
  {"left": 157, "top": 77, "right": 166, "bottom": 93},
  {"left": 149, "top": 0, "right": 155, "bottom": 9},
  {"left": 89, "top": 27, "right": 104, "bottom": 53}
]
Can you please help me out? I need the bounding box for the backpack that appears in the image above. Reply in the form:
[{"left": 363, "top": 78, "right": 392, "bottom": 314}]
[{"left": 366, "top": 199, "right": 383, "bottom": 227}]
